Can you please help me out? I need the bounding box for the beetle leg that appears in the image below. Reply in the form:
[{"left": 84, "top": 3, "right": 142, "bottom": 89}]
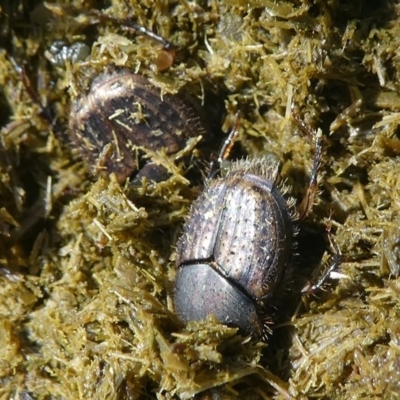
[
  {"left": 301, "top": 216, "right": 343, "bottom": 293},
  {"left": 292, "top": 111, "right": 324, "bottom": 221},
  {"left": 10, "top": 56, "right": 62, "bottom": 134},
  {"left": 298, "top": 127, "right": 323, "bottom": 221},
  {"left": 218, "top": 112, "right": 241, "bottom": 163},
  {"left": 207, "top": 112, "right": 241, "bottom": 179}
]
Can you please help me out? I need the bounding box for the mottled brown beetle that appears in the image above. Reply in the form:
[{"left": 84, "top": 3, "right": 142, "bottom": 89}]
[
  {"left": 15, "top": 14, "right": 213, "bottom": 184},
  {"left": 61, "top": 12, "right": 213, "bottom": 183},
  {"left": 174, "top": 116, "right": 342, "bottom": 339},
  {"left": 70, "top": 68, "right": 212, "bottom": 183}
]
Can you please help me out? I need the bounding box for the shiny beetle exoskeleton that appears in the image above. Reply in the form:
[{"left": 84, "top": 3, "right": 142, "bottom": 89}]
[{"left": 174, "top": 119, "right": 342, "bottom": 339}]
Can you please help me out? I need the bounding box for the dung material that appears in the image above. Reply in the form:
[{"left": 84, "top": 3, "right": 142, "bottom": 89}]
[{"left": 1, "top": 1, "right": 400, "bottom": 399}]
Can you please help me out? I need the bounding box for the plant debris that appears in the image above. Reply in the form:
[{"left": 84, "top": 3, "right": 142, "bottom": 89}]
[{"left": 1, "top": 0, "right": 400, "bottom": 398}]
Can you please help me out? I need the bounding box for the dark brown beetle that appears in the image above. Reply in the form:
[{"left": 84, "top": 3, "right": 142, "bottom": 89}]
[
  {"left": 69, "top": 68, "right": 212, "bottom": 183},
  {"left": 16, "top": 14, "right": 214, "bottom": 184},
  {"left": 174, "top": 117, "right": 342, "bottom": 339},
  {"left": 61, "top": 13, "right": 215, "bottom": 183}
]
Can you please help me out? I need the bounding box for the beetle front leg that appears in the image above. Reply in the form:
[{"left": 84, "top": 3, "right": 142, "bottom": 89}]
[
  {"left": 292, "top": 112, "right": 324, "bottom": 221},
  {"left": 298, "top": 127, "right": 323, "bottom": 221},
  {"left": 207, "top": 112, "right": 241, "bottom": 179}
]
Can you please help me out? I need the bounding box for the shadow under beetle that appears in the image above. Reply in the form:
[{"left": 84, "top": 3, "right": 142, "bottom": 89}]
[{"left": 174, "top": 115, "right": 342, "bottom": 339}]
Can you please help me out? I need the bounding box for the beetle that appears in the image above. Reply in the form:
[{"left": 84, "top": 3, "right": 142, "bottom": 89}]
[
  {"left": 69, "top": 68, "right": 212, "bottom": 183},
  {"left": 173, "top": 115, "right": 342, "bottom": 339},
  {"left": 13, "top": 15, "right": 214, "bottom": 184}
]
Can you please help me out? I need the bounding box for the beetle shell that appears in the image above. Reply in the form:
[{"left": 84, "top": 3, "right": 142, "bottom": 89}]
[
  {"left": 69, "top": 69, "right": 210, "bottom": 183},
  {"left": 175, "top": 264, "right": 262, "bottom": 335},
  {"left": 174, "top": 156, "right": 296, "bottom": 337}
]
